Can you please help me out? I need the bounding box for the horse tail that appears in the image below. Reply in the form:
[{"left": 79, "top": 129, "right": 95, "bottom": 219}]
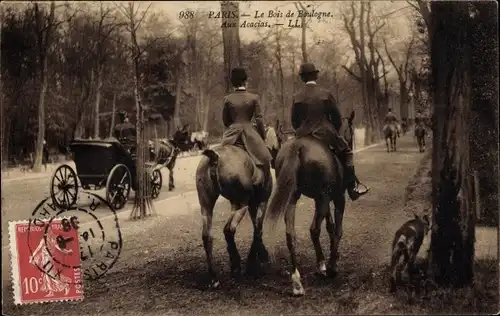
[
  {"left": 202, "top": 149, "right": 219, "bottom": 167},
  {"left": 266, "top": 142, "right": 301, "bottom": 225}
]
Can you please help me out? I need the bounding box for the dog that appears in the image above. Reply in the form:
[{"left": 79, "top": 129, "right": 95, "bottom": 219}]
[{"left": 389, "top": 213, "right": 431, "bottom": 293}]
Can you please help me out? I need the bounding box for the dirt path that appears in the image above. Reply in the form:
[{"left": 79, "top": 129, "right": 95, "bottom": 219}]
[{"left": 5, "top": 136, "right": 493, "bottom": 315}]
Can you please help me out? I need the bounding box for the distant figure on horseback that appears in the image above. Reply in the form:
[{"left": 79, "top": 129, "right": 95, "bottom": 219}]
[
  {"left": 414, "top": 110, "right": 427, "bottom": 152},
  {"left": 265, "top": 63, "right": 369, "bottom": 296},
  {"left": 196, "top": 67, "right": 273, "bottom": 288},
  {"left": 383, "top": 108, "right": 398, "bottom": 152},
  {"left": 114, "top": 111, "right": 136, "bottom": 153}
]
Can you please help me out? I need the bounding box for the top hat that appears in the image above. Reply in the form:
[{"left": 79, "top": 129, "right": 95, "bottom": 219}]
[
  {"left": 231, "top": 68, "right": 248, "bottom": 83},
  {"left": 299, "top": 63, "right": 320, "bottom": 75}
]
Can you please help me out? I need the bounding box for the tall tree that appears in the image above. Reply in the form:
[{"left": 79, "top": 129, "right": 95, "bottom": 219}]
[
  {"left": 32, "top": 1, "right": 57, "bottom": 171},
  {"left": 428, "top": 1, "right": 475, "bottom": 287},
  {"left": 220, "top": 1, "right": 242, "bottom": 93},
  {"left": 341, "top": 2, "right": 387, "bottom": 144},
  {"left": 117, "top": 1, "right": 154, "bottom": 219},
  {"left": 383, "top": 31, "right": 415, "bottom": 121},
  {"left": 91, "top": 3, "right": 122, "bottom": 138}
]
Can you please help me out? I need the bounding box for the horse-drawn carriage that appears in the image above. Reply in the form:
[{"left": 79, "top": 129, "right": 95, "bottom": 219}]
[
  {"left": 173, "top": 130, "right": 208, "bottom": 153},
  {"left": 50, "top": 138, "right": 165, "bottom": 210}
]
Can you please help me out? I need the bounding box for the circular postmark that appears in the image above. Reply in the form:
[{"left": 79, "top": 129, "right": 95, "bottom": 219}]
[{"left": 27, "top": 193, "right": 123, "bottom": 284}]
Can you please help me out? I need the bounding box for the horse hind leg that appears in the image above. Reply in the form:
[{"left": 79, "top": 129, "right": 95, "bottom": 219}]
[
  {"left": 198, "top": 157, "right": 220, "bottom": 288},
  {"left": 311, "top": 195, "right": 329, "bottom": 277},
  {"left": 326, "top": 195, "right": 345, "bottom": 277},
  {"left": 285, "top": 195, "right": 305, "bottom": 296},
  {"left": 386, "top": 138, "right": 390, "bottom": 152},
  {"left": 246, "top": 201, "right": 270, "bottom": 277},
  {"left": 200, "top": 194, "right": 219, "bottom": 288},
  {"left": 224, "top": 203, "right": 248, "bottom": 278}
]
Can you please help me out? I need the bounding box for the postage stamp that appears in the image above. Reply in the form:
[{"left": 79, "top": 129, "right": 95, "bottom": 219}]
[{"left": 9, "top": 218, "right": 84, "bottom": 305}]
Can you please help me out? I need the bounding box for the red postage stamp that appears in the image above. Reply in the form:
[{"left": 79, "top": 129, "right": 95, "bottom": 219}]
[{"left": 9, "top": 218, "right": 84, "bottom": 305}]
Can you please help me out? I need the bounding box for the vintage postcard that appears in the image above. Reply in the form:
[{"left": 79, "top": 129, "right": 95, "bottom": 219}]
[{"left": 1, "top": 1, "right": 497, "bottom": 315}]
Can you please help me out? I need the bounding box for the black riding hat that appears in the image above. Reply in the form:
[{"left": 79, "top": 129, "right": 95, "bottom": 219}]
[
  {"left": 231, "top": 68, "right": 248, "bottom": 84},
  {"left": 299, "top": 63, "right": 320, "bottom": 75}
]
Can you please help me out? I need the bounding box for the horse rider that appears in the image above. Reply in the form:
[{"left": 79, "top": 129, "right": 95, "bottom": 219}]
[
  {"left": 114, "top": 111, "right": 136, "bottom": 151},
  {"left": 415, "top": 110, "right": 425, "bottom": 127},
  {"left": 291, "top": 62, "right": 369, "bottom": 201},
  {"left": 221, "top": 67, "right": 272, "bottom": 183},
  {"left": 383, "top": 108, "right": 399, "bottom": 135}
]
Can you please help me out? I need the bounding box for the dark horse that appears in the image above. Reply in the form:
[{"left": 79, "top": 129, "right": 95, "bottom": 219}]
[
  {"left": 196, "top": 143, "right": 273, "bottom": 288},
  {"left": 148, "top": 139, "right": 180, "bottom": 191},
  {"left": 265, "top": 111, "right": 356, "bottom": 296},
  {"left": 414, "top": 123, "right": 427, "bottom": 153},
  {"left": 384, "top": 124, "right": 398, "bottom": 152}
]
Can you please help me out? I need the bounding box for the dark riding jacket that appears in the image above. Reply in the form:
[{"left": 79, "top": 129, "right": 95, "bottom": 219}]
[
  {"left": 221, "top": 88, "right": 272, "bottom": 166},
  {"left": 384, "top": 112, "right": 398, "bottom": 125},
  {"left": 291, "top": 82, "right": 342, "bottom": 145},
  {"left": 415, "top": 113, "right": 425, "bottom": 125}
]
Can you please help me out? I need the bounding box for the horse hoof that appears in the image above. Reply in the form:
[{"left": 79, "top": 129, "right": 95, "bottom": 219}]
[
  {"left": 168, "top": 186, "right": 175, "bottom": 191},
  {"left": 316, "top": 262, "right": 327, "bottom": 277},
  {"left": 292, "top": 287, "right": 305, "bottom": 297},
  {"left": 209, "top": 279, "right": 220, "bottom": 289}
]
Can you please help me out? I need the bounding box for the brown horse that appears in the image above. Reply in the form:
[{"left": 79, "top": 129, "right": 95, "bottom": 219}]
[
  {"left": 414, "top": 123, "right": 427, "bottom": 153},
  {"left": 264, "top": 111, "right": 355, "bottom": 296},
  {"left": 196, "top": 144, "right": 273, "bottom": 288},
  {"left": 384, "top": 124, "right": 398, "bottom": 152}
]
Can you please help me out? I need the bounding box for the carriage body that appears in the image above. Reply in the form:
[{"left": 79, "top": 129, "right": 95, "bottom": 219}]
[
  {"left": 50, "top": 138, "right": 163, "bottom": 210},
  {"left": 69, "top": 139, "right": 137, "bottom": 190}
]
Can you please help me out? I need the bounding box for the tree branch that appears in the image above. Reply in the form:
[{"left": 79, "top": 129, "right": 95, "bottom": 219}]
[
  {"left": 383, "top": 38, "right": 402, "bottom": 79},
  {"left": 342, "top": 65, "right": 363, "bottom": 82}
]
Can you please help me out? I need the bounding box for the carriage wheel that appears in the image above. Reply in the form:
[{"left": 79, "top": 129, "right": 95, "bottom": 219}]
[
  {"left": 106, "top": 164, "right": 131, "bottom": 210},
  {"left": 50, "top": 164, "right": 78, "bottom": 209},
  {"left": 150, "top": 169, "right": 162, "bottom": 199}
]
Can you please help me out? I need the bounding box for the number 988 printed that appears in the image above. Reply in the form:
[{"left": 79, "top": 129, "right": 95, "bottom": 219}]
[{"left": 178, "top": 10, "right": 194, "bottom": 19}]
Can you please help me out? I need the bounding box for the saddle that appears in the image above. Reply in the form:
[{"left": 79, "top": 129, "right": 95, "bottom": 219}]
[{"left": 233, "top": 137, "right": 269, "bottom": 187}]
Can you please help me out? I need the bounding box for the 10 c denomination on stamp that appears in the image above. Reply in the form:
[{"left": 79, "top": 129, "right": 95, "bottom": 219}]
[{"left": 9, "top": 219, "right": 84, "bottom": 305}]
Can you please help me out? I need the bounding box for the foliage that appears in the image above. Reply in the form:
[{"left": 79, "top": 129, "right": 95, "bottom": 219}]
[{"left": 1, "top": 1, "right": 421, "bottom": 163}]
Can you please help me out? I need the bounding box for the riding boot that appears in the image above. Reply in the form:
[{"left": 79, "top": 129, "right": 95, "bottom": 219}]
[{"left": 342, "top": 149, "right": 370, "bottom": 201}]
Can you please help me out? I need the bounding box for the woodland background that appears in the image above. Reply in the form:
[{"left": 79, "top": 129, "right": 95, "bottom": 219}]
[{"left": 1, "top": 1, "right": 430, "bottom": 166}]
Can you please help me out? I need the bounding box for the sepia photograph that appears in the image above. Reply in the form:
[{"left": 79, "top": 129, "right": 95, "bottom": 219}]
[{"left": 1, "top": 0, "right": 498, "bottom": 315}]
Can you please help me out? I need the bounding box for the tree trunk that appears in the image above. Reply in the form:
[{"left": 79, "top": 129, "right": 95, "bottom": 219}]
[
  {"left": 173, "top": 70, "right": 183, "bottom": 130},
  {"left": 221, "top": 1, "right": 241, "bottom": 93},
  {"left": 203, "top": 94, "right": 211, "bottom": 132},
  {"left": 276, "top": 35, "right": 285, "bottom": 127},
  {"left": 429, "top": 2, "right": 475, "bottom": 287},
  {"left": 33, "top": 54, "right": 48, "bottom": 172},
  {"left": 301, "top": 15, "right": 307, "bottom": 62},
  {"left": 399, "top": 83, "right": 409, "bottom": 120},
  {"left": 109, "top": 92, "right": 117, "bottom": 137},
  {"left": 94, "top": 66, "right": 103, "bottom": 138}
]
